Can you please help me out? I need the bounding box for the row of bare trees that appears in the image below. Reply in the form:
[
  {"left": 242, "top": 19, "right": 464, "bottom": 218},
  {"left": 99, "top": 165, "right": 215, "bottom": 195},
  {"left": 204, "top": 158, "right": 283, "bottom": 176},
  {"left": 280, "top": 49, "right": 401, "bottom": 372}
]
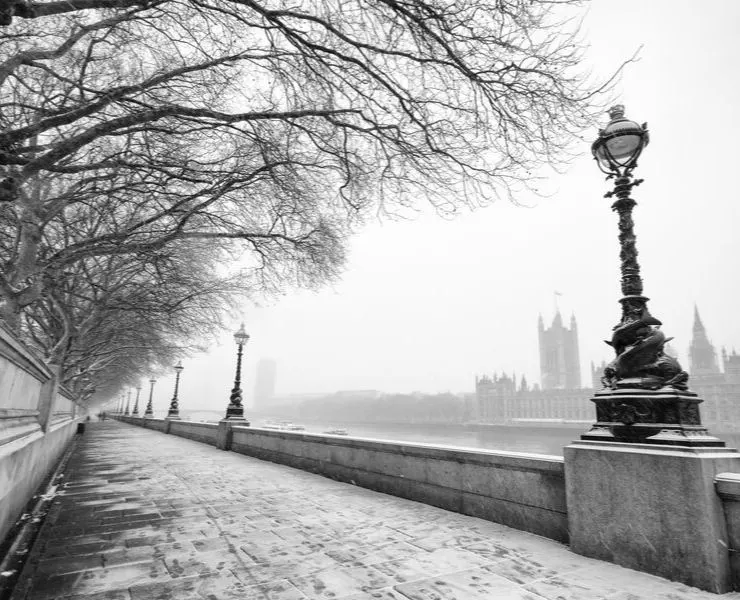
[{"left": 0, "top": 0, "right": 612, "bottom": 406}]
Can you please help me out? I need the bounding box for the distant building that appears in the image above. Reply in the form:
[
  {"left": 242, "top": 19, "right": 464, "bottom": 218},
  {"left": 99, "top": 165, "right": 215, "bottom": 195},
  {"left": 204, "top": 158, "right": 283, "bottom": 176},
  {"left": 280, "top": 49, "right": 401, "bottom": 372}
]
[
  {"left": 590, "top": 360, "right": 608, "bottom": 390},
  {"left": 723, "top": 348, "right": 740, "bottom": 383},
  {"left": 253, "top": 359, "right": 277, "bottom": 409},
  {"left": 476, "top": 311, "right": 590, "bottom": 425},
  {"left": 684, "top": 307, "right": 740, "bottom": 429},
  {"left": 689, "top": 305, "right": 723, "bottom": 384},
  {"left": 538, "top": 311, "right": 581, "bottom": 389},
  {"left": 333, "top": 390, "right": 384, "bottom": 400}
]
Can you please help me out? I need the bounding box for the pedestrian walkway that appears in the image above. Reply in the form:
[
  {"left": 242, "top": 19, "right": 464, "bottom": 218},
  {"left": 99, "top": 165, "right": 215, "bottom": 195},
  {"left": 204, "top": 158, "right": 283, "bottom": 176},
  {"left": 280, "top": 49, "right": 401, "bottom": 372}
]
[{"left": 10, "top": 421, "right": 737, "bottom": 599}]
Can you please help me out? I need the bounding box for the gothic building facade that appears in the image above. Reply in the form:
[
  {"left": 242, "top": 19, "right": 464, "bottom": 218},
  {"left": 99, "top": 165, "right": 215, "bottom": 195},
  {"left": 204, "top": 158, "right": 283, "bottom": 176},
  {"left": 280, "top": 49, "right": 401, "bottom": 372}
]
[
  {"left": 476, "top": 311, "right": 590, "bottom": 425},
  {"left": 687, "top": 306, "right": 740, "bottom": 429},
  {"left": 475, "top": 307, "right": 740, "bottom": 430},
  {"left": 538, "top": 311, "right": 581, "bottom": 390}
]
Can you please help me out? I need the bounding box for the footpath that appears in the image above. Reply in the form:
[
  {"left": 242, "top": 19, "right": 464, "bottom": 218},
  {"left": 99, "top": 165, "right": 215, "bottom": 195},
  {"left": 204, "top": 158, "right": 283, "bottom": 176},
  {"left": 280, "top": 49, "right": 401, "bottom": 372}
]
[{"left": 10, "top": 421, "right": 737, "bottom": 600}]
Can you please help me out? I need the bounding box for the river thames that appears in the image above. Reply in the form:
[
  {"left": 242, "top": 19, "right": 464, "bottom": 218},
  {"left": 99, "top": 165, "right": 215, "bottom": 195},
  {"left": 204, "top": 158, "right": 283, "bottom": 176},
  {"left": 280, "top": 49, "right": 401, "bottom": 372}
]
[{"left": 181, "top": 410, "right": 740, "bottom": 456}]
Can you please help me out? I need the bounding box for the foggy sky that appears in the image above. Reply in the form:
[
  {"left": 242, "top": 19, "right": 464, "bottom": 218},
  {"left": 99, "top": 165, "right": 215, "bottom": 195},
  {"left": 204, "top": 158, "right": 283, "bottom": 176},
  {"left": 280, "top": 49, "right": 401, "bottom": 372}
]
[{"left": 138, "top": 1, "right": 740, "bottom": 412}]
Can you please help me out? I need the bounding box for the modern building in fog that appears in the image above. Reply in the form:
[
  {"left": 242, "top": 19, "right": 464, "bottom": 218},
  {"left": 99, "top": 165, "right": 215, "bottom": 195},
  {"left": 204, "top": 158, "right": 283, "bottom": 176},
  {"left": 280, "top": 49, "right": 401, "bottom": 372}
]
[{"left": 253, "top": 359, "right": 277, "bottom": 409}]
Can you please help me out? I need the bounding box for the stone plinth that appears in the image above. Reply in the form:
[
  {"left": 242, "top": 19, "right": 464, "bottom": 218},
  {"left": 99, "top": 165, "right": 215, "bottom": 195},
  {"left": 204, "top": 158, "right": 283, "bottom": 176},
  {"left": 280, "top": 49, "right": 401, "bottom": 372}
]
[
  {"left": 217, "top": 417, "right": 249, "bottom": 450},
  {"left": 581, "top": 388, "right": 724, "bottom": 447},
  {"left": 565, "top": 439, "right": 740, "bottom": 593}
]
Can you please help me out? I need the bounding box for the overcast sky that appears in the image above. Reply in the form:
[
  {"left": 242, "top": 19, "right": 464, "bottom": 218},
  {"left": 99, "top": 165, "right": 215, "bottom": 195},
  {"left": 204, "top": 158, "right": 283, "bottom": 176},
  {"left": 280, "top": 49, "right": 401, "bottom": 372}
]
[{"left": 137, "top": 1, "right": 740, "bottom": 413}]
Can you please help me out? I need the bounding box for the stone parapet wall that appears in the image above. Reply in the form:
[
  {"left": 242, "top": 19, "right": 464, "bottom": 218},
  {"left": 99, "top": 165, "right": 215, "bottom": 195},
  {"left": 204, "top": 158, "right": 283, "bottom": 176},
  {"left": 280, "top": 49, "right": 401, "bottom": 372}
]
[
  {"left": 0, "top": 325, "right": 83, "bottom": 544},
  {"left": 113, "top": 415, "right": 740, "bottom": 591},
  {"left": 169, "top": 420, "right": 218, "bottom": 445},
  {"left": 112, "top": 415, "right": 567, "bottom": 543},
  {"left": 230, "top": 427, "right": 567, "bottom": 542}
]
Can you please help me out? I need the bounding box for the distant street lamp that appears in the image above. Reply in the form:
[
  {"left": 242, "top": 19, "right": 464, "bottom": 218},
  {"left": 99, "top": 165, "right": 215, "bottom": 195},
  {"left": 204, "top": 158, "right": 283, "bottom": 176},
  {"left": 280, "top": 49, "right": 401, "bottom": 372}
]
[
  {"left": 225, "top": 323, "right": 250, "bottom": 420},
  {"left": 124, "top": 390, "right": 131, "bottom": 415},
  {"left": 144, "top": 378, "right": 156, "bottom": 417},
  {"left": 584, "top": 105, "right": 721, "bottom": 446},
  {"left": 132, "top": 385, "right": 141, "bottom": 416},
  {"left": 166, "top": 361, "right": 184, "bottom": 419}
]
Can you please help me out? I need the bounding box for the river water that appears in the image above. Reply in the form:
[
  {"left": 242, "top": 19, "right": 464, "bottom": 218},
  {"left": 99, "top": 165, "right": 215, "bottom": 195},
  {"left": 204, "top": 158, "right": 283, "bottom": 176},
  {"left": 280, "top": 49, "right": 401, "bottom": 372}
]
[{"left": 183, "top": 410, "right": 740, "bottom": 456}]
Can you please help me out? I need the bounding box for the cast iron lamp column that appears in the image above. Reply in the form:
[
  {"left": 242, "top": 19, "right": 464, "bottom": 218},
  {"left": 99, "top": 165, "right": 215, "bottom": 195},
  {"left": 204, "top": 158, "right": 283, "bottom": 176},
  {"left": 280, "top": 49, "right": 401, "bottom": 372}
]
[
  {"left": 144, "top": 378, "right": 156, "bottom": 417},
  {"left": 132, "top": 385, "right": 141, "bottom": 416},
  {"left": 225, "top": 324, "right": 250, "bottom": 420},
  {"left": 166, "top": 362, "right": 183, "bottom": 419},
  {"left": 583, "top": 105, "right": 722, "bottom": 446},
  {"left": 124, "top": 390, "right": 131, "bottom": 415}
]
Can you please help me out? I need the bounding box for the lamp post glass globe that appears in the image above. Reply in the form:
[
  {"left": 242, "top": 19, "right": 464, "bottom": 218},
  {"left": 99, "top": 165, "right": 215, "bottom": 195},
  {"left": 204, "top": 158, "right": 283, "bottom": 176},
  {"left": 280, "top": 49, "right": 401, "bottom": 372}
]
[
  {"left": 591, "top": 105, "right": 649, "bottom": 175},
  {"left": 234, "top": 323, "right": 250, "bottom": 346}
]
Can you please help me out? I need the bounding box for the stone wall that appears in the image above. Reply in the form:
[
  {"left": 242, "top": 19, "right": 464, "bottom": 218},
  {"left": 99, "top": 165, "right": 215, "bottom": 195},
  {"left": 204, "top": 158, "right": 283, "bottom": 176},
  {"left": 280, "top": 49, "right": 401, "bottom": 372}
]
[
  {"left": 0, "top": 324, "right": 83, "bottom": 544},
  {"left": 232, "top": 426, "right": 568, "bottom": 542},
  {"left": 169, "top": 420, "right": 218, "bottom": 445},
  {"left": 715, "top": 472, "right": 740, "bottom": 589},
  {"left": 114, "top": 416, "right": 567, "bottom": 543}
]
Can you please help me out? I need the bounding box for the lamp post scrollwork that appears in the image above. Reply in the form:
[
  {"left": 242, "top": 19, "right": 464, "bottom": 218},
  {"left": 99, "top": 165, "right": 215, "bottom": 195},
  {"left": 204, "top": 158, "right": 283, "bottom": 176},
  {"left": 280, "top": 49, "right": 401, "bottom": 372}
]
[{"left": 583, "top": 105, "right": 722, "bottom": 447}]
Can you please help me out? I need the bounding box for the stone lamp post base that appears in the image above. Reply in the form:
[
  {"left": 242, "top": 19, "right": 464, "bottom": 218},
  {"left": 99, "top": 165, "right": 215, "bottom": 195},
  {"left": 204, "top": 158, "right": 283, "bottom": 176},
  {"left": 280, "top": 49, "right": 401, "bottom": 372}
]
[{"left": 581, "top": 387, "right": 725, "bottom": 447}]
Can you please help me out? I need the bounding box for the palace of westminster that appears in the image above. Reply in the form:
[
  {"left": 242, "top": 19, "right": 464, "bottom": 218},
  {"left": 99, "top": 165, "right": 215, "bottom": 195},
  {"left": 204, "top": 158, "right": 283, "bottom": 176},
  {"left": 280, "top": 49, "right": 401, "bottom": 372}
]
[{"left": 475, "top": 307, "right": 740, "bottom": 431}]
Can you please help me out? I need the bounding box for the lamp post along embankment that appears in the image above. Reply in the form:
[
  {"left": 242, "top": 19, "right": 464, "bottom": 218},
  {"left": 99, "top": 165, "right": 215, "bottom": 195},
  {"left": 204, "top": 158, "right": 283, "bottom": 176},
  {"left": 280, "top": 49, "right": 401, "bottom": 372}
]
[
  {"left": 144, "top": 378, "right": 156, "bottom": 418},
  {"left": 166, "top": 362, "right": 183, "bottom": 420},
  {"left": 563, "top": 105, "right": 740, "bottom": 593},
  {"left": 217, "top": 323, "right": 250, "bottom": 450},
  {"left": 583, "top": 105, "right": 721, "bottom": 446},
  {"left": 132, "top": 385, "right": 141, "bottom": 416}
]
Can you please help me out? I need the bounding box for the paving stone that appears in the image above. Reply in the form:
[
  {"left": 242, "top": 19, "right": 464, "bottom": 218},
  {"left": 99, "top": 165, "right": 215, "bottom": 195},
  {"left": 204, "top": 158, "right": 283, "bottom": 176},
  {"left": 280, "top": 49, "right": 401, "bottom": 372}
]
[
  {"left": 482, "top": 556, "right": 560, "bottom": 585},
  {"left": 27, "top": 560, "right": 169, "bottom": 599},
  {"left": 334, "top": 588, "right": 410, "bottom": 600},
  {"left": 393, "top": 568, "right": 546, "bottom": 600},
  {"left": 288, "top": 564, "right": 397, "bottom": 599}
]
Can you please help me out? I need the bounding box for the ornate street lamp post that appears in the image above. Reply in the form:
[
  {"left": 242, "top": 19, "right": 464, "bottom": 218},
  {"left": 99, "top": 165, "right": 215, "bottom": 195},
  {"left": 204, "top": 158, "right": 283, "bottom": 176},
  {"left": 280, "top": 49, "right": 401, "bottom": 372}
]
[
  {"left": 124, "top": 390, "right": 131, "bottom": 415},
  {"left": 166, "top": 362, "right": 183, "bottom": 419},
  {"left": 584, "top": 105, "right": 721, "bottom": 446},
  {"left": 225, "top": 323, "right": 250, "bottom": 420},
  {"left": 144, "top": 378, "right": 156, "bottom": 417},
  {"left": 132, "top": 385, "right": 141, "bottom": 416}
]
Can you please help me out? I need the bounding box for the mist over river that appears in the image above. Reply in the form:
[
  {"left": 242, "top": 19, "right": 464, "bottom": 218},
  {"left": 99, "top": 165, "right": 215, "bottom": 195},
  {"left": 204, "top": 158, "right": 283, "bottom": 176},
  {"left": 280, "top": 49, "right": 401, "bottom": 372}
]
[{"left": 177, "top": 410, "right": 740, "bottom": 457}]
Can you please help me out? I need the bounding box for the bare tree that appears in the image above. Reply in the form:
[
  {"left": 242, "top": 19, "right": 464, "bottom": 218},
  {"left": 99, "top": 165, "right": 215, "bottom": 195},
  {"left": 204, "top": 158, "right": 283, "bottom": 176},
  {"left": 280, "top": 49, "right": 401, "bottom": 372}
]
[
  {"left": 0, "top": 1, "right": 616, "bottom": 390},
  {"left": 22, "top": 240, "right": 243, "bottom": 400}
]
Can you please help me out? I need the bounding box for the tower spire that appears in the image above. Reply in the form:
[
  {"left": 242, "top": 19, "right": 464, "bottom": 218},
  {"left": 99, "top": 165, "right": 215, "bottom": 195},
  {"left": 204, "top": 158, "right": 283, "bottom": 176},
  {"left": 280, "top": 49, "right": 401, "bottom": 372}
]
[{"left": 689, "top": 304, "right": 720, "bottom": 380}]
